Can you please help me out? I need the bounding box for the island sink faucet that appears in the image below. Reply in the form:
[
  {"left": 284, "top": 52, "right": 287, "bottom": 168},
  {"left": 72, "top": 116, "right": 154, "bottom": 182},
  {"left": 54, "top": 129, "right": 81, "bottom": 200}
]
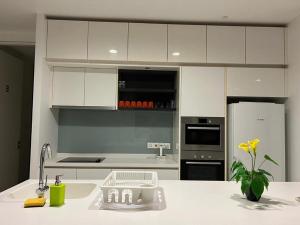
[{"left": 36, "top": 143, "right": 52, "bottom": 197}]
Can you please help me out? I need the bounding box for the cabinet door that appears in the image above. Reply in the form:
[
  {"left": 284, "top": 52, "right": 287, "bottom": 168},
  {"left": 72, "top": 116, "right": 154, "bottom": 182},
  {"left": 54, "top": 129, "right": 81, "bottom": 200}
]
[
  {"left": 77, "top": 169, "right": 111, "bottom": 180},
  {"left": 111, "top": 169, "right": 179, "bottom": 180},
  {"left": 44, "top": 168, "right": 77, "bottom": 180},
  {"left": 128, "top": 23, "right": 167, "bottom": 62},
  {"left": 227, "top": 68, "right": 285, "bottom": 97},
  {"left": 47, "top": 20, "right": 88, "bottom": 60},
  {"left": 88, "top": 22, "right": 128, "bottom": 61},
  {"left": 207, "top": 26, "right": 245, "bottom": 64},
  {"left": 168, "top": 25, "right": 206, "bottom": 63},
  {"left": 246, "top": 27, "right": 285, "bottom": 65},
  {"left": 85, "top": 68, "right": 118, "bottom": 108},
  {"left": 156, "top": 169, "right": 179, "bottom": 180},
  {"left": 52, "top": 67, "right": 84, "bottom": 106},
  {"left": 180, "top": 67, "right": 225, "bottom": 117}
]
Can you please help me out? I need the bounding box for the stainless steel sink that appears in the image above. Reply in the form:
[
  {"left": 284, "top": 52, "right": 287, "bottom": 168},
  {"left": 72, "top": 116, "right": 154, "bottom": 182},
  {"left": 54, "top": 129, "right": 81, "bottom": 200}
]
[{"left": 58, "top": 157, "right": 105, "bottom": 163}]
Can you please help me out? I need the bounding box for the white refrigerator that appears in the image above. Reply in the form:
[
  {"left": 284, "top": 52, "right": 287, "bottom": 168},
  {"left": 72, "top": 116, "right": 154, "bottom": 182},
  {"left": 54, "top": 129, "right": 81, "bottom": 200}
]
[{"left": 228, "top": 102, "right": 285, "bottom": 181}]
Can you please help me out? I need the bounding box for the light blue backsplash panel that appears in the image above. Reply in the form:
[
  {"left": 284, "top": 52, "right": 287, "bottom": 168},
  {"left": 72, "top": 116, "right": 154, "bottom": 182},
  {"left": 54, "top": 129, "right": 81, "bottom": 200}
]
[{"left": 58, "top": 109, "right": 174, "bottom": 154}]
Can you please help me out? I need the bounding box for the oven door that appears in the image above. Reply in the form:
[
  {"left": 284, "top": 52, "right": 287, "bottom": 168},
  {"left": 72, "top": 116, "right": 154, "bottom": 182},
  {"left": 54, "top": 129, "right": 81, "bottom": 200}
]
[
  {"left": 181, "top": 117, "right": 224, "bottom": 151},
  {"left": 180, "top": 160, "right": 224, "bottom": 181}
]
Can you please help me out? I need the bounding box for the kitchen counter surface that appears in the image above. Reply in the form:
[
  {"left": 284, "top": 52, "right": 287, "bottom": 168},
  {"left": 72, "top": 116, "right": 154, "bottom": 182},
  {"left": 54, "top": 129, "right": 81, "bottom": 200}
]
[
  {"left": 1, "top": 179, "right": 300, "bottom": 225},
  {"left": 45, "top": 154, "right": 179, "bottom": 169}
]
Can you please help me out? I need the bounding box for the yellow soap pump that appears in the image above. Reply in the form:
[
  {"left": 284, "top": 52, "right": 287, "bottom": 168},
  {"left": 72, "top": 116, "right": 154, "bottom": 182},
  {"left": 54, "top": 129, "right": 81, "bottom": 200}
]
[{"left": 50, "top": 175, "right": 65, "bottom": 207}]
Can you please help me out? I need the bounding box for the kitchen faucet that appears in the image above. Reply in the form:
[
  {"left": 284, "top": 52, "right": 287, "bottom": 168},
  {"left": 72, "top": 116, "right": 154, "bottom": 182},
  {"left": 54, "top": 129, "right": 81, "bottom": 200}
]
[{"left": 36, "top": 143, "right": 52, "bottom": 197}]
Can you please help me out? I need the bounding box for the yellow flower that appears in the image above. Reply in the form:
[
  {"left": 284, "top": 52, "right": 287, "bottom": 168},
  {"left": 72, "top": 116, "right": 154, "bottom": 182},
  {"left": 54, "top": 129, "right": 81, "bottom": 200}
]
[
  {"left": 248, "top": 138, "right": 260, "bottom": 155},
  {"left": 239, "top": 142, "right": 249, "bottom": 153}
]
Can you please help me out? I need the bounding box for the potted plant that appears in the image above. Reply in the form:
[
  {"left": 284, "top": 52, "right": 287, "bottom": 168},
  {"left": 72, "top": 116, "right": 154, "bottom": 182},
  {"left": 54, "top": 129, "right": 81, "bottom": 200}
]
[{"left": 231, "top": 138, "right": 279, "bottom": 201}]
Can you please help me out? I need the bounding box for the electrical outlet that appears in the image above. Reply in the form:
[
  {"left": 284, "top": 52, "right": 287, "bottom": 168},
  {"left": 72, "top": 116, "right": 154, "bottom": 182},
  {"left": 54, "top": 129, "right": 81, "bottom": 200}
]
[{"left": 147, "top": 142, "right": 171, "bottom": 149}]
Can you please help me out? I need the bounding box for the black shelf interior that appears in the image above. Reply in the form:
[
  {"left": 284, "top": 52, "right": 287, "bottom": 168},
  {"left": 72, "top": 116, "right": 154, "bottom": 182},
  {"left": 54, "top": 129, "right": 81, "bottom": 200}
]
[{"left": 118, "top": 69, "right": 177, "bottom": 111}]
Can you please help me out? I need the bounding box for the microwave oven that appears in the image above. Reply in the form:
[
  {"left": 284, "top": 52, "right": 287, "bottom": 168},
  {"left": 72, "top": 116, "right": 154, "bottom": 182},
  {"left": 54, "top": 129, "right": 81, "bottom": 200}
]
[{"left": 181, "top": 117, "right": 225, "bottom": 161}]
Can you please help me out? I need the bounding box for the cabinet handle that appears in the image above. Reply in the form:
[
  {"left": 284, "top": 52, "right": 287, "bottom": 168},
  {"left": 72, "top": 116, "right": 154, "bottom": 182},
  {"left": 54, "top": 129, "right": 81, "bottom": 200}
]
[{"left": 185, "top": 161, "right": 222, "bottom": 165}]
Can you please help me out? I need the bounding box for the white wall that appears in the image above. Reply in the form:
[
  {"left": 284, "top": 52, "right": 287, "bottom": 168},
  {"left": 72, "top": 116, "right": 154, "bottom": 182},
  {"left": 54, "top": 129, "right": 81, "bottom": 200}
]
[
  {"left": 30, "top": 14, "right": 59, "bottom": 178},
  {"left": 287, "top": 15, "right": 300, "bottom": 181},
  {"left": 0, "top": 30, "right": 35, "bottom": 45}
]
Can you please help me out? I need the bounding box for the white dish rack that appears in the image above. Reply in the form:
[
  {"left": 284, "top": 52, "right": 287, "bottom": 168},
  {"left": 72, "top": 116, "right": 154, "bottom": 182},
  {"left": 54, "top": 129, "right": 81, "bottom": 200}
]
[{"left": 101, "top": 171, "right": 158, "bottom": 204}]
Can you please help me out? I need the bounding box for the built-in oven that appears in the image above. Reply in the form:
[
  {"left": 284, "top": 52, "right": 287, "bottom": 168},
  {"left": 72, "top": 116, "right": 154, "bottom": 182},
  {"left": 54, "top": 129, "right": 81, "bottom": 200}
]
[
  {"left": 180, "top": 117, "right": 225, "bottom": 180},
  {"left": 180, "top": 160, "right": 224, "bottom": 180},
  {"left": 181, "top": 117, "right": 225, "bottom": 161}
]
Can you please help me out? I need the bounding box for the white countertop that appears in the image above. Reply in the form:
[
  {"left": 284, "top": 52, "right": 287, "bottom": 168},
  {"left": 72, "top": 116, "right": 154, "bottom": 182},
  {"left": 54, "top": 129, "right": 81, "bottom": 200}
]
[
  {"left": 1, "top": 180, "right": 300, "bottom": 225},
  {"left": 45, "top": 153, "right": 179, "bottom": 169}
]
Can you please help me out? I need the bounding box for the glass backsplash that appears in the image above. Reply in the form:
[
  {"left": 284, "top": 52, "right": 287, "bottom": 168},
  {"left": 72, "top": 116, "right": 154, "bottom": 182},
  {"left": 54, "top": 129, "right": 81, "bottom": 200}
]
[{"left": 58, "top": 109, "right": 174, "bottom": 154}]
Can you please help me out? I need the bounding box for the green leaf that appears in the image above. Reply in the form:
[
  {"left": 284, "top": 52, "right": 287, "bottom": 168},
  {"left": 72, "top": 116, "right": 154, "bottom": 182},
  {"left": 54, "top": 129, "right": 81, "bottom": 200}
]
[
  {"left": 264, "top": 154, "right": 279, "bottom": 166},
  {"left": 231, "top": 161, "right": 243, "bottom": 172},
  {"left": 258, "top": 169, "right": 274, "bottom": 181},
  {"left": 259, "top": 173, "right": 270, "bottom": 190},
  {"left": 241, "top": 178, "right": 251, "bottom": 194},
  {"left": 251, "top": 176, "right": 265, "bottom": 199}
]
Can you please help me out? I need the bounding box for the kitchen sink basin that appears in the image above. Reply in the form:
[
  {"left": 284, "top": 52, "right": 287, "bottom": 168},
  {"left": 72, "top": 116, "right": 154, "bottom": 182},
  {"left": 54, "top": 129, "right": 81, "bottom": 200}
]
[{"left": 4, "top": 183, "right": 97, "bottom": 201}]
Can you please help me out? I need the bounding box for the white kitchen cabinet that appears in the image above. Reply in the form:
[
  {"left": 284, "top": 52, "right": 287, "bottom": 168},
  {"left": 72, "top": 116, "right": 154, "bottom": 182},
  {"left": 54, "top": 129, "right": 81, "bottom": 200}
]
[
  {"left": 111, "top": 169, "right": 179, "bottom": 180},
  {"left": 84, "top": 68, "right": 118, "bottom": 108},
  {"left": 52, "top": 67, "right": 85, "bottom": 106},
  {"left": 47, "top": 20, "right": 88, "bottom": 60},
  {"left": 155, "top": 169, "right": 179, "bottom": 180},
  {"left": 128, "top": 23, "right": 167, "bottom": 62},
  {"left": 180, "top": 67, "right": 225, "bottom": 117},
  {"left": 207, "top": 26, "right": 245, "bottom": 64},
  {"left": 227, "top": 68, "right": 285, "bottom": 97},
  {"left": 88, "top": 22, "right": 128, "bottom": 61},
  {"left": 246, "top": 27, "right": 285, "bottom": 65},
  {"left": 44, "top": 168, "right": 77, "bottom": 180},
  {"left": 168, "top": 24, "right": 206, "bottom": 63},
  {"left": 76, "top": 169, "right": 111, "bottom": 180}
]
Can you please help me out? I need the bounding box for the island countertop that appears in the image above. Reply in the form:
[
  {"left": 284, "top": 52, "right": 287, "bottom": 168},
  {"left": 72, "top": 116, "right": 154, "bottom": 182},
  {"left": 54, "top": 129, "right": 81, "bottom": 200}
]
[{"left": 0, "top": 180, "right": 300, "bottom": 225}]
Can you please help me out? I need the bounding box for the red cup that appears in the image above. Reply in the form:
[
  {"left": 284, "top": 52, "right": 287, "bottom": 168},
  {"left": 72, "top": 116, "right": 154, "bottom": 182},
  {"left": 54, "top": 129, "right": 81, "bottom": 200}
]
[
  {"left": 125, "top": 101, "right": 131, "bottom": 108},
  {"left": 119, "top": 101, "right": 125, "bottom": 108},
  {"left": 137, "top": 101, "right": 142, "bottom": 108},
  {"left": 148, "top": 101, "right": 154, "bottom": 109},
  {"left": 131, "top": 101, "right": 137, "bottom": 108},
  {"left": 142, "top": 101, "right": 148, "bottom": 108}
]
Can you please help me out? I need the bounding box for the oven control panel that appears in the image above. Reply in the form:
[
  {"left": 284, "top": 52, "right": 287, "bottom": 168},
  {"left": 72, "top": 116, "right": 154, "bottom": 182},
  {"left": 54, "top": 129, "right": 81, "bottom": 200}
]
[{"left": 181, "top": 150, "right": 225, "bottom": 161}]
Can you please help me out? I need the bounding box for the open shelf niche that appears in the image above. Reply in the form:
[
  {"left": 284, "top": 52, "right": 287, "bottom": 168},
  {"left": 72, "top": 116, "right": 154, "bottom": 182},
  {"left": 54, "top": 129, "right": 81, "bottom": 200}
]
[{"left": 118, "top": 69, "right": 177, "bottom": 111}]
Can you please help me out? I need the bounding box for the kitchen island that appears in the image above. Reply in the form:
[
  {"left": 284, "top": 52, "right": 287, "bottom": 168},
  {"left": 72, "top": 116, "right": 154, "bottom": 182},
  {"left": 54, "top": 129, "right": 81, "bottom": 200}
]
[{"left": 0, "top": 180, "right": 300, "bottom": 225}]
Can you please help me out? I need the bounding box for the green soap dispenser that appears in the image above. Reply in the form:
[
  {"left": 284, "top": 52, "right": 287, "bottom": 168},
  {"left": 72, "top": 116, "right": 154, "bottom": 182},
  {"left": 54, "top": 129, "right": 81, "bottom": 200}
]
[{"left": 50, "top": 175, "right": 65, "bottom": 207}]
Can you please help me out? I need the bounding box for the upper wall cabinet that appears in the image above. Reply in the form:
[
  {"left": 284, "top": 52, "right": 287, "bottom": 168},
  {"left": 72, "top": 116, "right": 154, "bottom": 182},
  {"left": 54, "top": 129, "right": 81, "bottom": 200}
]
[
  {"left": 52, "top": 67, "right": 85, "bottom": 106},
  {"left": 128, "top": 23, "right": 167, "bottom": 62},
  {"left": 168, "top": 25, "right": 206, "bottom": 63},
  {"left": 245, "top": 27, "right": 285, "bottom": 65},
  {"left": 180, "top": 67, "right": 225, "bottom": 117},
  {"left": 47, "top": 20, "right": 88, "bottom": 60},
  {"left": 52, "top": 67, "right": 118, "bottom": 108},
  {"left": 227, "top": 68, "right": 285, "bottom": 97},
  {"left": 207, "top": 26, "right": 245, "bottom": 64},
  {"left": 88, "top": 22, "right": 128, "bottom": 61},
  {"left": 85, "top": 68, "right": 118, "bottom": 108}
]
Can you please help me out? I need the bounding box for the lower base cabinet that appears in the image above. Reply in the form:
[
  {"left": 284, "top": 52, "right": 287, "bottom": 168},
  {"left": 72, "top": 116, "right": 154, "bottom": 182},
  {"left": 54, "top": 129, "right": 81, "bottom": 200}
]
[
  {"left": 44, "top": 168, "right": 77, "bottom": 180},
  {"left": 76, "top": 169, "right": 111, "bottom": 179},
  {"left": 112, "top": 168, "right": 179, "bottom": 180},
  {"left": 44, "top": 168, "right": 179, "bottom": 180}
]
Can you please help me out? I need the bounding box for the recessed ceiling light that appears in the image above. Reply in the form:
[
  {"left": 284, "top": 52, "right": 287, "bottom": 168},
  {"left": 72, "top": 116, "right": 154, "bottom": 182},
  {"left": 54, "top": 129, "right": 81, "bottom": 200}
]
[
  {"left": 109, "top": 49, "right": 118, "bottom": 54},
  {"left": 172, "top": 52, "right": 180, "bottom": 56},
  {"left": 255, "top": 78, "right": 262, "bottom": 82}
]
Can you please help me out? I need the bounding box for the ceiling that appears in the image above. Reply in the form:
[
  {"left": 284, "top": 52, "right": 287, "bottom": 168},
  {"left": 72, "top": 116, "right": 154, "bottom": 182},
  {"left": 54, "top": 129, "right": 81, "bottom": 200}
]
[{"left": 1, "top": 0, "right": 300, "bottom": 33}]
